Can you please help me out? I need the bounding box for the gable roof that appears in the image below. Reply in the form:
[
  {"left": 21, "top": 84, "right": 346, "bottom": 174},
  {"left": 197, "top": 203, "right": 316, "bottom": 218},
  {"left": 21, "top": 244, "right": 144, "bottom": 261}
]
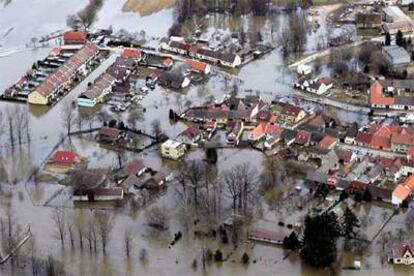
[
  {"left": 63, "top": 31, "right": 87, "bottom": 43},
  {"left": 281, "top": 103, "right": 304, "bottom": 117},
  {"left": 319, "top": 135, "right": 337, "bottom": 149},
  {"left": 392, "top": 184, "right": 411, "bottom": 202},
  {"left": 369, "top": 81, "right": 395, "bottom": 106},
  {"left": 121, "top": 48, "right": 142, "bottom": 59}
]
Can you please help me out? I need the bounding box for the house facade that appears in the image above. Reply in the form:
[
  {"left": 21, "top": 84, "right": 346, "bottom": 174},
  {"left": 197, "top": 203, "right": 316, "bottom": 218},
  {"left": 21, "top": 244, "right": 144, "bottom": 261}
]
[{"left": 161, "top": 139, "right": 186, "bottom": 160}]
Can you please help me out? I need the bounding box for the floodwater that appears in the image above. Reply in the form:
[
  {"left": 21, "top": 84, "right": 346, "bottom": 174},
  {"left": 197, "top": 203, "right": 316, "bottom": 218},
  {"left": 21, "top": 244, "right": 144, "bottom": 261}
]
[{"left": 0, "top": 1, "right": 384, "bottom": 275}]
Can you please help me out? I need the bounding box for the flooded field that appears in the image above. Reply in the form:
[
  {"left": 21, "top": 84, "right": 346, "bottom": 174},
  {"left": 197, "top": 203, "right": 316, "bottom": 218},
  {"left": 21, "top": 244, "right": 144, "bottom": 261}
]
[{"left": 0, "top": 1, "right": 401, "bottom": 275}]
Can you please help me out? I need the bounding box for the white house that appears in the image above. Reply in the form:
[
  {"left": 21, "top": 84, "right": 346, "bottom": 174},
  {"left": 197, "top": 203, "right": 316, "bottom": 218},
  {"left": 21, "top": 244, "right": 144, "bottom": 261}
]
[{"left": 161, "top": 139, "right": 186, "bottom": 160}]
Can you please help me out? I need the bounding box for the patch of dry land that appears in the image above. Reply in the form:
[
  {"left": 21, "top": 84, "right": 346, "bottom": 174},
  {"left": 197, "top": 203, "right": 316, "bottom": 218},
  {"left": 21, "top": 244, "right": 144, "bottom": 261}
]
[{"left": 122, "top": 0, "right": 176, "bottom": 16}]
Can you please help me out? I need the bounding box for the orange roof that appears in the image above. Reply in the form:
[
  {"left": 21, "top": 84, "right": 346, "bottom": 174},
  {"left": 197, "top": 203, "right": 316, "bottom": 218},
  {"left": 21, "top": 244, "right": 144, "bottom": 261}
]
[
  {"left": 121, "top": 48, "right": 142, "bottom": 59},
  {"left": 393, "top": 184, "right": 411, "bottom": 201},
  {"left": 369, "top": 81, "right": 395, "bottom": 106},
  {"left": 63, "top": 31, "right": 87, "bottom": 43},
  {"left": 408, "top": 147, "right": 414, "bottom": 158},
  {"left": 404, "top": 174, "right": 414, "bottom": 191},
  {"left": 251, "top": 123, "right": 266, "bottom": 141},
  {"left": 370, "top": 135, "right": 391, "bottom": 150},
  {"left": 186, "top": 59, "right": 209, "bottom": 73},
  {"left": 319, "top": 135, "right": 337, "bottom": 149}
]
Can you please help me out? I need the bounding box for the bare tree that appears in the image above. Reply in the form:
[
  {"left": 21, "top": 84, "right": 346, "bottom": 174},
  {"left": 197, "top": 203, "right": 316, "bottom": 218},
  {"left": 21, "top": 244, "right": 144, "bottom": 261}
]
[
  {"left": 5, "top": 107, "right": 15, "bottom": 146},
  {"left": 151, "top": 119, "right": 162, "bottom": 139},
  {"left": 124, "top": 227, "right": 134, "bottom": 257},
  {"left": 223, "top": 169, "right": 241, "bottom": 213},
  {"left": 61, "top": 101, "right": 76, "bottom": 135},
  {"left": 73, "top": 209, "right": 87, "bottom": 250},
  {"left": 95, "top": 210, "right": 115, "bottom": 254},
  {"left": 66, "top": 211, "right": 75, "bottom": 248},
  {"left": 52, "top": 207, "right": 66, "bottom": 248},
  {"left": 127, "top": 109, "right": 144, "bottom": 130}
]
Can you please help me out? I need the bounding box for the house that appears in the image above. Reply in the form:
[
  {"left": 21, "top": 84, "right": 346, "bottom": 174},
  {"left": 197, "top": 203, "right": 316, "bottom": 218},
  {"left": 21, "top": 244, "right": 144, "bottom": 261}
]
[
  {"left": 176, "top": 126, "right": 202, "bottom": 145},
  {"left": 73, "top": 187, "right": 124, "bottom": 202},
  {"left": 50, "top": 151, "right": 80, "bottom": 166},
  {"left": 98, "top": 127, "right": 123, "bottom": 143},
  {"left": 295, "top": 130, "right": 311, "bottom": 146},
  {"left": 114, "top": 57, "right": 137, "bottom": 70},
  {"left": 159, "top": 72, "right": 191, "bottom": 89},
  {"left": 368, "top": 81, "right": 395, "bottom": 109},
  {"left": 297, "top": 64, "right": 312, "bottom": 75},
  {"left": 392, "top": 184, "right": 411, "bottom": 205},
  {"left": 335, "top": 149, "right": 356, "bottom": 165},
  {"left": 63, "top": 31, "right": 87, "bottom": 45},
  {"left": 143, "top": 172, "right": 167, "bottom": 189},
  {"left": 28, "top": 43, "right": 99, "bottom": 105},
  {"left": 389, "top": 240, "right": 414, "bottom": 265},
  {"left": 280, "top": 104, "right": 306, "bottom": 123},
  {"left": 307, "top": 77, "right": 333, "bottom": 95},
  {"left": 121, "top": 48, "right": 142, "bottom": 61},
  {"left": 344, "top": 123, "right": 359, "bottom": 145},
  {"left": 382, "top": 45, "right": 411, "bottom": 68},
  {"left": 281, "top": 129, "right": 297, "bottom": 146},
  {"left": 186, "top": 59, "right": 211, "bottom": 74},
  {"left": 161, "top": 139, "right": 186, "bottom": 160},
  {"left": 77, "top": 73, "right": 116, "bottom": 107},
  {"left": 115, "top": 159, "right": 147, "bottom": 181},
  {"left": 319, "top": 135, "right": 337, "bottom": 150},
  {"left": 248, "top": 229, "right": 285, "bottom": 245},
  {"left": 218, "top": 52, "right": 242, "bottom": 68},
  {"left": 227, "top": 121, "right": 244, "bottom": 144}
]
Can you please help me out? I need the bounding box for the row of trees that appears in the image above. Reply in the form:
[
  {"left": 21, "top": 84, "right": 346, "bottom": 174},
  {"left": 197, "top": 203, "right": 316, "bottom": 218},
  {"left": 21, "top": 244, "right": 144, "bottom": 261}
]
[
  {"left": 0, "top": 106, "right": 31, "bottom": 150},
  {"left": 175, "top": 160, "right": 260, "bottom": 225},
  {"left": 52, "top": 208, "right": 115, "bottom": 254}
]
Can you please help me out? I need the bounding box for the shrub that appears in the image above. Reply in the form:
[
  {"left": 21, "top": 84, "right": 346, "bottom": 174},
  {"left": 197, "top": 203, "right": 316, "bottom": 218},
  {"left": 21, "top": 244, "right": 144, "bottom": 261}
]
[
  {"left": 214, "top": 250, "right": 223, "bottom": 262},
  {"left": 241, "top": 253, "right": 249, "bottom": 264}
]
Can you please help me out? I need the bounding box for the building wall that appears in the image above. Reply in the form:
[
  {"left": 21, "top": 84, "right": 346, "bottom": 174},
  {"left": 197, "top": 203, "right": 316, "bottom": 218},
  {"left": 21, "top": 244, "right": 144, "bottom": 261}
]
[{"left": 28, "top": 91, "right": 49, "bottom": 105}]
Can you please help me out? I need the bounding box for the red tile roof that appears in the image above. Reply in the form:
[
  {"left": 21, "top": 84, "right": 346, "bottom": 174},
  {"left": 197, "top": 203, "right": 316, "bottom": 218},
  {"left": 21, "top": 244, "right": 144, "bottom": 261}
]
[
  {"left": 51, "top": 151, "right": 79, "bottom": 165},
  {"left": 369, "top": 81, "right": 395, "bottom": 106},
  {"left": 63, "top": 31, "right": 87, "bottom": 44},
  {"left": 319, "top": 135, "right": 337, "bottom": 149},
  {"left": 281, "top": 103, "right": 304, "bottom": 117},
  {"left": 121, "top": 48, "right": 142, "bottom": 59},
  {"left": 295, "top": 130, "right": 311, "bottom": 145},
  {"left": 392, "top": 184, "right": 411, "bottom": 202},
  {"left": 186, "top": 59, "right": 209, "bottom": 73}
]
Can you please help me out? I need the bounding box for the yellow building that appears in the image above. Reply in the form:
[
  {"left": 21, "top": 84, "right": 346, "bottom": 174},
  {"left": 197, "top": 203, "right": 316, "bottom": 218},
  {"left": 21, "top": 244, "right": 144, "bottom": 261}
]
[
  {"left": 280, "top": 103, "right": 306, "bottom": 123},
  {"left": 28, "top": 91, "right": 49, "bottom": 105}
]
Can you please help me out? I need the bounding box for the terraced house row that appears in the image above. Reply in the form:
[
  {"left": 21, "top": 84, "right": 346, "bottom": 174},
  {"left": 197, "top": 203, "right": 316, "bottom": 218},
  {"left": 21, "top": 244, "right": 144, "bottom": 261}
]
[{"left": 28, "top": 43, "right": 100, "bottom": 105}]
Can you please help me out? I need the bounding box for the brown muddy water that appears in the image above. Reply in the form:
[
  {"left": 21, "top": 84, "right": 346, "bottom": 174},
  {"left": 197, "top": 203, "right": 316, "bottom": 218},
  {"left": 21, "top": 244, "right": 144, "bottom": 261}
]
[{"left": 0, "top": 1, "right": 391, "bottom": 275}]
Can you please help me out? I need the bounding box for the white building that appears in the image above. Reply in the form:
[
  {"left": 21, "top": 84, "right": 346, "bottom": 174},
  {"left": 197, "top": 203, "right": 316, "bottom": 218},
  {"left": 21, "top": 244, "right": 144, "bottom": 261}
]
[{"left": 161, "top": 139, "right": 186, "bottom": 160}]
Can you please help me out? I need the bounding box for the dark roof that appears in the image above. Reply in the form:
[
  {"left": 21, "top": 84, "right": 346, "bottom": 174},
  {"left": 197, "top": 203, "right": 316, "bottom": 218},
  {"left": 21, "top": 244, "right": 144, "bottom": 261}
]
[
  {"left": 281, "top": 103, "right": 304, "bottom": 117},
  {"left": 392, "top": 240, "right": 414, "bottom": 259},
  {"left": 281, "top": 129, "right": 297, "bottom": 141}
]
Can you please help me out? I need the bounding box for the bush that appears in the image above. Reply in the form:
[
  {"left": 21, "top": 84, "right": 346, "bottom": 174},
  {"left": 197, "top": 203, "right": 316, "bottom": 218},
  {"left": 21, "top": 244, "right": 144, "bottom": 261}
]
[
  {"left": 206, "top": 249, "right": 213, "bottom": 262},
  {"left": 214, "top": 250, "right": 223, "bottom": 262},
  {"left": 241, "top": 253, "right": 249, "bottom": 264},
  {"left": 191, "top": 259, "right": 198, "bottom": 270}
]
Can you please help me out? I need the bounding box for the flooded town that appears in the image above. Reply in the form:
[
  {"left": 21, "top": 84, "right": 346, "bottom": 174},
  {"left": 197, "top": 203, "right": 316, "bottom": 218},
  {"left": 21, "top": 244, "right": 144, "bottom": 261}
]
[{"left": 3, "top": 0, "right": 414, "bottom": 275}]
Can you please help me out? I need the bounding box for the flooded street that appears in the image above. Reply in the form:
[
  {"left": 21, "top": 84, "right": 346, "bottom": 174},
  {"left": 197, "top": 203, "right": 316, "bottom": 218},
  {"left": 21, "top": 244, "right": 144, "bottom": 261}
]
[{"left": 0, "top": 1, "right": 395, "bottom": 275}]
